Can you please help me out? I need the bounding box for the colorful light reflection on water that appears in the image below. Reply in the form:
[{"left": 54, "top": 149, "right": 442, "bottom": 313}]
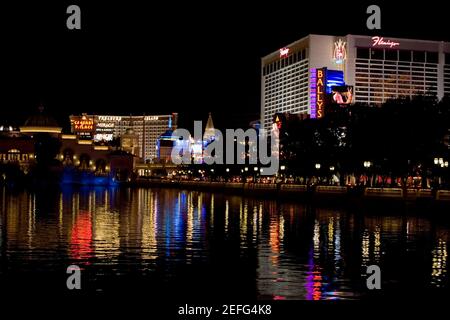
[{"left": 0, "top": 186, "right": 449, "bottom": 299}]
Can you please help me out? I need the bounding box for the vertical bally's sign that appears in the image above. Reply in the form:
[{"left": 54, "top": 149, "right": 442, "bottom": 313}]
[{"left": 316, "top": 68, "right": 325, "bottom": 118}]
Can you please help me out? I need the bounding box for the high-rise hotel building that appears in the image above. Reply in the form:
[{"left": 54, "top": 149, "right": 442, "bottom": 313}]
[
  {"left": 261, "top": 34, "right": 450, "bottom": 131},
  {"left": 69, "top": 113, "right": 178, "bottom": 162}
]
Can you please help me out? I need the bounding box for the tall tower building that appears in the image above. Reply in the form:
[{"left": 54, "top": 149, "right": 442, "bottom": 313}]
[{"left": 261, "top": 34, "right": 450, "bottom": 132}]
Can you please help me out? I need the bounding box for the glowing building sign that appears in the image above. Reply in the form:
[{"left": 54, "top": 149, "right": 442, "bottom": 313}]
[
  {"left": 279, "top": 47, "right": 289, "bottom": 58},
  {"left": 144, "top": 116, "right": 159, "bottom": 121},
  {"left": 316, "top": 68, "right": 325, "bottom": 119},
  {"left": 98, "top": 116, "right": 122, "bottom": 121},
  {"left": 96, "top": 122, "right": 114, "bottom": 129},
  {"left": 73, "top": 120, "right": 94, "bottom": 131},
  {"left": 371, "top": 36, "right": 400, "bottom": 48},
  {"left": 310, "top": 68, "right": 317, "bottom": 119},
  {"left": 333, "top": 39, "right": 347, "bottom": 64},
  {"left": 325, "top": 70, "right": 345, "bottom": 93}
]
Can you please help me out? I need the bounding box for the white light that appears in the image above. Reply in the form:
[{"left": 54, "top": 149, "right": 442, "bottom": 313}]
[
  {"left": 315, "top": 163, "right": 321, "bottom": 169},
  {"left": 279, "top": 47, "right": 290, "bottom": 57},
  {"left": 254, "top": 167, "right": 258, "bottom": 172},
  {"left": 210, "top": 169, "right": 214, "bottom": 172},
  {"left": 280, "top": 165, "right": 286, "bottom": 171},
  {"left": 226, "top": 168, "right": 230, "bottom": 172},
  {"left": 260, "top": 168, "right": 264, "bottom": 173},
  {"left": 434, "top": 158, "right": 439, "bottom": 165},
  {"left": 445, "top": 161, "right": 449, "bottom": 168},
  {"left": 329, "top": 166, "right": 335, "bottom": 171},
  {"left": 439, "top": 158, "right": 444, "bottom": 165},
  {"left": 245, "top": 167, "right": 248, "bottom": 172}
]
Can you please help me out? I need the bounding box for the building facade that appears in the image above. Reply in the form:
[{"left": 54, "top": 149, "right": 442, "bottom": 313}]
[
  {"left": 261, "top": 34, "right": 450, "bottom": 131},
  {"left": 70, "top": 113, "right": 178, "bottom": 162}
]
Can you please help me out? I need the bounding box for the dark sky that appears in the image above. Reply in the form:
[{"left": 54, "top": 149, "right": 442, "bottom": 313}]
[{"left": 1, "top": 0, "right": 449, "bottom": 131}]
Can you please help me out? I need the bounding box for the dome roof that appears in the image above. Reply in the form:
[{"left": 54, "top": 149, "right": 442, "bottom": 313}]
[
  {"left": 20, "top": 105, "right": 62, "bottom": 134},
  {"left": 24, "top": 113, "right": 60, "bottom": 127}
]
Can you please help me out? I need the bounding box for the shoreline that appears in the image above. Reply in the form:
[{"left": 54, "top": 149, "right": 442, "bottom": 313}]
[
  {"left": 130, "top": 179, "right": 450, "bottom": 206},
  {"left": 3, "top": 179, "right": 450, "bottom": 210}
]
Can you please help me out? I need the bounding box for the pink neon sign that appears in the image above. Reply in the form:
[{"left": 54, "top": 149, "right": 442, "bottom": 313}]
[
  {"left": 279, "top": 47, "right": 289, "bottom": 58},
  {"left": 372, "top": 36, "right": 400, "bottom": 48}
]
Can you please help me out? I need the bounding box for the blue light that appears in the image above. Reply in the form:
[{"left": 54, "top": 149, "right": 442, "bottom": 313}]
[{"left": 325, "top": 70, "right": 345, "bottom": 94}]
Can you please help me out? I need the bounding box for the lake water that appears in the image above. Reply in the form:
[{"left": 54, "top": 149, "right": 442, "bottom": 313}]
[{"left": 0, "top": 186, "right": 448, "bottom": 300}]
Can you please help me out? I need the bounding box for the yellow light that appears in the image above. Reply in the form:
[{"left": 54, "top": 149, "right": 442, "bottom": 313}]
[
  {"left": 78, "top": 140, "right": 93, "bottom": 145},
  {"left": 61, "top": 134, "right": 77, "bottom": 140},
  {"left": 19, "top": 126, "right": 62, "bottom": 133}
]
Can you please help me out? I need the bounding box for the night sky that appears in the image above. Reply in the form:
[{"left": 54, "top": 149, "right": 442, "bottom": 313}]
[{"left": 1, "top": 0, "right": 449, "bottom": 131}]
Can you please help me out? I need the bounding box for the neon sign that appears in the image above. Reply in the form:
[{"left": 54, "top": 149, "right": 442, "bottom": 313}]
[
  {"left": 98, "top": 116, "right": 122, "bottom": 121},
  {"left": 73, "top": 120, "right": 94, "bottom": 131},
  {"left": 371, "top": 36, "right": 400, "bottom": 48},
  {"left": 96, "top": 122, "right": 114, "bottom": 128},
  {"left": 310, "top": 68, "right": 317, "bottom": 119},
  {"left": 333, "top": 39, "right": 347, "bottom": 64},
  {"left": 144, "top": 116, "right": 159, "bottom": 121},
  {"left": 316, "top": 69, "right": 325, "bottom": 119},
  {"left": 279, "top": 47, "right": 289, "bottom": 58}
]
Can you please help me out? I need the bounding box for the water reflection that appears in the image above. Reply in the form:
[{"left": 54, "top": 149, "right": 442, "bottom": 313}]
[
  {"left": 431, "top": 235, "right": 448, "bottom": 288},
  {"left": 0, "top": 186, "right": 449, "bottom": 298}
]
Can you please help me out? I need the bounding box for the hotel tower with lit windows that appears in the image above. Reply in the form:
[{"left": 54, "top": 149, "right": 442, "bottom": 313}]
[
  {"left": 69, "top": 113, "right": 178, "bottom": 162},
  {"left": 261, "top": 34, "right": 450, "bottom": 132}
]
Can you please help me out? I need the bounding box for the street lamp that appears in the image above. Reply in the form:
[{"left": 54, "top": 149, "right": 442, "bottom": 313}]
[
  {"left": 280, "top": 165, "right": 286, "bottom": 171},
  {"left": 445, "top": 161, "right": 449, "bottom": 168},
  {"left": 254, "top": 167, "right": 258, "bottom": 172},
  {"left": 434, "top": 158, "right": 439, "bottom": 165},
  {"left": 244, "top": 167, "right": 248, "bottom": 172},
  {"left": 329, "top": 166, "right": 335, "bottom": 171},
  {"left": 363, "top": 161, "right": 372, "bottom": 168},
  {"left": 315, "top": 163, "right": 321, "bottom": 170},
  {"left": 226, "top": 168, "right": 230, "bottom": 173}
]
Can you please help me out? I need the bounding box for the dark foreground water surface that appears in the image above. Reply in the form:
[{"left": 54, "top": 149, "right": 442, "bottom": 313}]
[{"left": 0, "top": 186, "right": 449, "bottom": 300}]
